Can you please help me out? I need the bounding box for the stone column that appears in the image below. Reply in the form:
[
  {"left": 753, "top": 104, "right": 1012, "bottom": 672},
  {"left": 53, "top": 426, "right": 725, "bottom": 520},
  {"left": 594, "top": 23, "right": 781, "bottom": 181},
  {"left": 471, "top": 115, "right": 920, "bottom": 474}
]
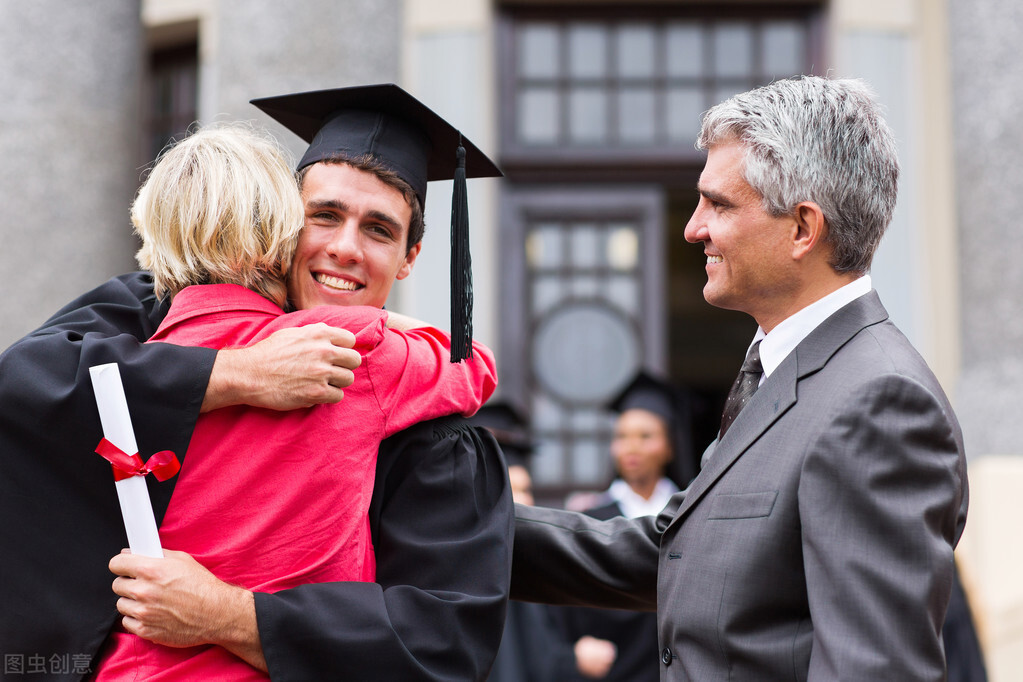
[
  {"left": 951, "top": 0, "right": 1023, "bottom": 458},
  {"left": 207, "top": 0, "right": 402, "bottom": 160},
  {"left": 949, "top": 1, "right": 1023, "bottom": 678},
  {"left": 0, "top": 0, "right": 142, "bottom": 349}
]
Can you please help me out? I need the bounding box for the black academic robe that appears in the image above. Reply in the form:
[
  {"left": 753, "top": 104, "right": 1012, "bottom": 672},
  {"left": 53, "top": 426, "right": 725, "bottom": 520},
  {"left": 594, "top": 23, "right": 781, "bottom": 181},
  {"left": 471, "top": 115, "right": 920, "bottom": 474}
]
[
  {"left": 942, "top": 565, "right": 988, "bottom": 682},
  {"left": 548, "top": 499, "right": 661, "bottom": 682},
  {"left": 0, "top": 272, "right": 513, "bottom": 682},
  {"left": 486, "top": 601, "right": 576, "bottom": 682}
]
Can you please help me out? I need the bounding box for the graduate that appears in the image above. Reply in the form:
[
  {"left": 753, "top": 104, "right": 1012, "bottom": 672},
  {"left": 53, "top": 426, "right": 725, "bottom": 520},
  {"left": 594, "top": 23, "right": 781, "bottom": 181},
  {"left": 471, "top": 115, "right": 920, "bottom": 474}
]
[
  {"left": 92, "top": 122, "right": 497, "bottom": 679},
  {"left": 472, "top": 402, "right": 587, "bottom": 682},
  {"left": 0, "top": 84, "right": 510, "bottom": 681}
]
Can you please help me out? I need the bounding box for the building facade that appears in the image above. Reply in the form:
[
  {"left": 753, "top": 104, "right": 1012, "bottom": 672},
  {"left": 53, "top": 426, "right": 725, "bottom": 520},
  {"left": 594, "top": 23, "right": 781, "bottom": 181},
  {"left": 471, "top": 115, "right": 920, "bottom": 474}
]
[{"left": 1, "top": 0, "right": 1019, "bottom": 676}]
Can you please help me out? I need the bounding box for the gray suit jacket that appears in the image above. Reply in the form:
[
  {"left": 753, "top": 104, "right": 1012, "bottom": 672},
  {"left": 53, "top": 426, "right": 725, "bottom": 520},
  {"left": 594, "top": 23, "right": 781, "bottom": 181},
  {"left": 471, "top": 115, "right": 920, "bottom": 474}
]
[{"left": 512, "top": 292, "right": 968, "bottom": 681}]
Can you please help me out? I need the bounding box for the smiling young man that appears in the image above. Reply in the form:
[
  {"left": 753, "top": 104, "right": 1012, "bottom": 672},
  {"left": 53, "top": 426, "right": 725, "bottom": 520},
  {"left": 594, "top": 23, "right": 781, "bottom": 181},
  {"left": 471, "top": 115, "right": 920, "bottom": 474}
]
[
  {"left": 511, "top": 76, "right": 968, "bottom": 681},
  {"left": 289, "top": 162, "right": 420, "bottom": 310},
  {"left": 1, "top": 84, "right": 509, "bottom": 681}
]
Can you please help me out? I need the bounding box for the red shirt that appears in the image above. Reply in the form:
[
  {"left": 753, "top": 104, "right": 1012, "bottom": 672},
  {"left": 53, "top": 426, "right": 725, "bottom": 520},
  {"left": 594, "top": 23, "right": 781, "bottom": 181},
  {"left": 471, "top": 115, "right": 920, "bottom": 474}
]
[{"left": 96, "top": 284, "right": 497, "bottom": 680}]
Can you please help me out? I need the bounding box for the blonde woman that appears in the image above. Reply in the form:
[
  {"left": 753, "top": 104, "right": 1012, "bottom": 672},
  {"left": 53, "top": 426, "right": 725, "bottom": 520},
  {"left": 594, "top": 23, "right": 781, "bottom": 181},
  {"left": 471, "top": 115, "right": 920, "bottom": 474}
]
[{"left": 95, "top": 124, "right": 497, "bottom": 680}]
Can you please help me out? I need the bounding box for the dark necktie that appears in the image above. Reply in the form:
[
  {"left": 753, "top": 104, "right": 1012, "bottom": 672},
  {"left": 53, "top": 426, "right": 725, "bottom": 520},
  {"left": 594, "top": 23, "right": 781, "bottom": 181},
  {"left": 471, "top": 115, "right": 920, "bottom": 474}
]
[{"left": 719, "top": 341, "right": 763, "bottom": 438}]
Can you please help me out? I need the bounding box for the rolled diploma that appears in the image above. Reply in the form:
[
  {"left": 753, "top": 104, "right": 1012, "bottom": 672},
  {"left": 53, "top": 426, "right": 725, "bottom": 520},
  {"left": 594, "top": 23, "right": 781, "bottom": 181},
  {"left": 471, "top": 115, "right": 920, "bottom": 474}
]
[{"left": 89, "top": 362, "right": 164, "bottom": 558}]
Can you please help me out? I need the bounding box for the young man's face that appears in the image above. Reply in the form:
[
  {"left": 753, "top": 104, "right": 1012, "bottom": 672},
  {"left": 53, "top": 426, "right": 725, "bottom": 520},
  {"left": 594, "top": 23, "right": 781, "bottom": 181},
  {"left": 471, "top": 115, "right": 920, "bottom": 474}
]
[
  {"left": 288, "top": 162, "right": 421, "bottom": 311},
  {"left": 683, "top": 140, "right": 799, "bottom": 330}
]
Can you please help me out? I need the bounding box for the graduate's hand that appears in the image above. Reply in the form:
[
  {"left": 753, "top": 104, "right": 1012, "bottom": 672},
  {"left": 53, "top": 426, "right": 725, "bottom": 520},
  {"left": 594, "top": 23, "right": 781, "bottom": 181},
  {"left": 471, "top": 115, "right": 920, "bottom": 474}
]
[
  {"left": 201, "top": 323, "right": 361, "bottom": 412},
  {"left": 109, "top": 549, "right": 267, "bottom": 672},
  {"left": 574, "top": 635, "right": 617, "bottom": 679}
]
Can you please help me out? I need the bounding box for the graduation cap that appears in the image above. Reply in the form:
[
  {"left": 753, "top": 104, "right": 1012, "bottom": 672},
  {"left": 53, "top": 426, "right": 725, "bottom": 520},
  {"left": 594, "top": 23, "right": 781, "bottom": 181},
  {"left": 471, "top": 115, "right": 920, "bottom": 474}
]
[
  {"left": 607, "top": 370, "right": 699, "bottom": 487},
  {"left": 607, "top": 370, "right": 679, "bottom": 424},
  {"left": 250, "top": 83, "right": 503, "bottom": 362},
  {"left": 469, "top": 401, "right": 535, "bottom": 470}
]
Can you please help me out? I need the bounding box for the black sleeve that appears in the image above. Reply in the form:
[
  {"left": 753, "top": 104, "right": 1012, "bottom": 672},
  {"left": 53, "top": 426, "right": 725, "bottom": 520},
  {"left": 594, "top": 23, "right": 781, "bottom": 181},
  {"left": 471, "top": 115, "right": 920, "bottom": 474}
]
[
  {"left": 511, "top": 504, "right": 661, "bottom": 611},
  {"left": 0, "top": 273, "right": 215, "bottom": 681},
  {"left": 255, "top": 416, "right": 514, "bottom": 682}
]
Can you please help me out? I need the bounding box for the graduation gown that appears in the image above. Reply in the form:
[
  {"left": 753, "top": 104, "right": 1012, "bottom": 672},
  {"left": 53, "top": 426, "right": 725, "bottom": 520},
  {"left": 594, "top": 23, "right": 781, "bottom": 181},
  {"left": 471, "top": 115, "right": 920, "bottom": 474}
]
[
  {"left": 548, "top": 500, "right": 660, "bottom": 682},
  {"left": 942, "top": 565, "right": 988, "bottom": 682},
  {"left": 486, "top": 601, "right": 577, "bottom": 682},
  {"left": 0, "top": 272, "right": 513, "bottom": 682}
]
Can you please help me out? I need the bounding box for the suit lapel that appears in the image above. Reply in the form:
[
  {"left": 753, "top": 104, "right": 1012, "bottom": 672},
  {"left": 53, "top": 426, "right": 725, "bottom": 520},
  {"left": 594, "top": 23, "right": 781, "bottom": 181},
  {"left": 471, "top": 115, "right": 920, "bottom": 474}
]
[{"left": 665, "top": 291, "right": 890, "bottom": 530}]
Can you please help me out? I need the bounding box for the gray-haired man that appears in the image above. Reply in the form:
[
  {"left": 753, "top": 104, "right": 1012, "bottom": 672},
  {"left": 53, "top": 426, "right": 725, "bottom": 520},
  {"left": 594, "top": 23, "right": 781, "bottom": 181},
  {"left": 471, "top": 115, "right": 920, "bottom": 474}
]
[{"left": 512, "top": 75, "right": 967, "bottom": 681}]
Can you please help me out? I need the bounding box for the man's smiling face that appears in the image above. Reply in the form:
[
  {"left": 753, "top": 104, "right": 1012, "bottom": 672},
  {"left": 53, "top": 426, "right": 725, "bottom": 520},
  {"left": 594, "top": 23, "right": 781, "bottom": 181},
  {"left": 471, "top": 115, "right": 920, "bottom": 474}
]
[
  {"left": 288, "top": 162, "right": 421, "bottom": 311},
  {"left": 683, "top": 140, "right": 799, "bottom": 331}
]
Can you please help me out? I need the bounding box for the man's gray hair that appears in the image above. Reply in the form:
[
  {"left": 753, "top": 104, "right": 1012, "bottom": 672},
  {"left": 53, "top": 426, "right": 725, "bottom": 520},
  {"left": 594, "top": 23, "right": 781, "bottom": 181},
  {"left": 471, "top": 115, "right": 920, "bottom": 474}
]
[{"left": 697, "top": 75, "right": 899, "bottom": 274}]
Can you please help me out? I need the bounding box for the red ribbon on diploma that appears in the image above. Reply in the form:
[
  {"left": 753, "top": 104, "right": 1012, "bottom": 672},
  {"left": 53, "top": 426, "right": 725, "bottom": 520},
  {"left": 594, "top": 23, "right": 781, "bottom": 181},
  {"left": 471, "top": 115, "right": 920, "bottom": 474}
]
[{"left": 95, "top": 438, "right": 180, "bottom": 482}]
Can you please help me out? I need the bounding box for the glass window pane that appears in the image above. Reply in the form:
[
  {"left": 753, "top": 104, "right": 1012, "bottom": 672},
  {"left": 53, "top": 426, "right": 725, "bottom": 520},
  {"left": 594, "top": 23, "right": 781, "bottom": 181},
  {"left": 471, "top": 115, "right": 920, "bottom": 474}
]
[
  {"left": 572, "top": 438, "right": 608, "bottom": 485},
  {"left": 532, "top": 437, "right": 563, "bottom": 485},
  {"left": 713, "top": 23, "right": 752, "bottom": 78},
  {"left": 618, "top": 86, "right": 657, "bottom": 144},
  {"left": 531, "top": 275, "right": 562, "bottom": 317},
  {"left": 571, "top": 276, "right": 600, "bottom": 299},
  {"left": 568, "top": 23, "right": 606, "bottom": 78},
  {"left": 518, "top": 86, "right": 559, "bottom": 144},
  {"left": 666, "top": 23, "right": 703, "bottom": 78},
  {"left": 606, "top": 274, "right": 640, "bottom": 313},
  {"left": 572, "top": 407, "right": 603, "bottom": 431},
  {"left": 616, "top": 24, "right": 655, "bottom": 78},
  {"left": 570, "top": 223, "right": 600, "bottom": 268},
  {"left": 606, "top": 225, "right": 638, "bottom": 271},
  {"left": 527, "top": 223, "right": 564, "bottom": 269},
  {"left": 762, "top": 21, "right": 803, "bottom": 79},
  {"left": 520, "top": 23, "right": 559, "bottom": 78},
  {"left": 666, "top": 86, "right": 704, "bottom": 143},
  {"left": 532, "top": 304, "right": 640, "bottom": 403},
  {"left": 533, "top": 392, "right": 564, "bottom": 430},
  {"left": 713, "top": 83, "right": 745, "bottom": 107},
  {"left": 568, "top": 87, "right": 608, "bottom": 143}
]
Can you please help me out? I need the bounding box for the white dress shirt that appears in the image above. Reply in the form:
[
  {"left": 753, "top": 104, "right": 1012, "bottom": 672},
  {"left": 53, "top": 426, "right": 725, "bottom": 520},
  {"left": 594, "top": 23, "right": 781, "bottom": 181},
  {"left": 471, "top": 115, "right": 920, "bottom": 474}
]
[
  {"left": 607, "top": 477, "right": 681, "bottom": 519},
  {"left": 750, "top": 275, "right": 873, "bottom": 385}
]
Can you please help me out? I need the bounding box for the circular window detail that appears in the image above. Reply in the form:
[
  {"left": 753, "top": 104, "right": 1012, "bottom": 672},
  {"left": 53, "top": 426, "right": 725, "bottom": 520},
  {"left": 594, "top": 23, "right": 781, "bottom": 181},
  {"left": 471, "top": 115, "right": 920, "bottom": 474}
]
[{"left": 532, "top": 301, "right": 641, "bottom": 405}]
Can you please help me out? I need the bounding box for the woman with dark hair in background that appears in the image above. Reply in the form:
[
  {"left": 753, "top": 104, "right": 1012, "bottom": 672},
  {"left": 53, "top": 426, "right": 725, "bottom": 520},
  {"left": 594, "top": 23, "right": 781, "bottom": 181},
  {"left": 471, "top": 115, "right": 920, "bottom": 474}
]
[{"left": 553, "top": 371, "right": 697, "bottom": 682}]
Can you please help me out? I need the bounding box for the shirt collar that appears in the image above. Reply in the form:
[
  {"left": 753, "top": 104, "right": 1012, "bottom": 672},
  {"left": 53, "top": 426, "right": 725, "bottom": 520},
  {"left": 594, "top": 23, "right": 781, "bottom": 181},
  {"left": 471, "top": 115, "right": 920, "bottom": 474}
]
[
  {"left": 608, "top": 477, "right": 680, "bottom": 519},
  {"left": 161, "top": 283, "right": 284, "bottom": 329},
  {"left": 752, "top": 275, "right": 873, "bottom": 380}
]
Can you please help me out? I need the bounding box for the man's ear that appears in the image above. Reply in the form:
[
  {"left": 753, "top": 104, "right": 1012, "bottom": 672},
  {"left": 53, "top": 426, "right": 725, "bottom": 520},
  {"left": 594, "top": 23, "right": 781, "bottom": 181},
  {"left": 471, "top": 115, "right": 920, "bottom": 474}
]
[
  {"left": 792, "top": 201, "right": 827, "bottom": 261},
  {"left": 396, "top": 241, "right": 422, "bottom": 281}
]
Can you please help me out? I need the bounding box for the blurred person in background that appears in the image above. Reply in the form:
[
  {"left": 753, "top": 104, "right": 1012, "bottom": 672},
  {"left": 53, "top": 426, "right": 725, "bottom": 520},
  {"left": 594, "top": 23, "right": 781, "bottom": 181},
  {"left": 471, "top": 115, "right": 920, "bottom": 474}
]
[
  {"left": 474, "top": 402, "right": 617, "bottom": 682},
  {"left": 552, "top": 371, "right": 689, "bottom": 682}
]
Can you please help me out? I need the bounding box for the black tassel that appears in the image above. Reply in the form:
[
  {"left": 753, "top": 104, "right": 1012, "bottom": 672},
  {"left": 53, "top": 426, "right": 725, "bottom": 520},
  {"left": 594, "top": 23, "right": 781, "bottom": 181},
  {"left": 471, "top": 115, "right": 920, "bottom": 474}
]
[{"left": 450, "top": 141, "right": 473, "bottom": 362}]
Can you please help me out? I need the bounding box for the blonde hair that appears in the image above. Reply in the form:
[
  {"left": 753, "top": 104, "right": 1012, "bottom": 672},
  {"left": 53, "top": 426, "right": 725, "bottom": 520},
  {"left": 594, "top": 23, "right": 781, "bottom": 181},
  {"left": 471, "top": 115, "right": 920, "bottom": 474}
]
[{"left": 133, "top": 123, "right": 304, "bottom": 307}]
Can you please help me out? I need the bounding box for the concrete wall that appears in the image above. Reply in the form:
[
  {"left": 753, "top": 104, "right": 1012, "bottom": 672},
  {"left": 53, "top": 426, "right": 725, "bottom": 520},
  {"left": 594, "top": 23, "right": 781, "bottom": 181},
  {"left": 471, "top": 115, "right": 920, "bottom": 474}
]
[
  {"left": 0, "top": 0, "right": 143, "bottom": 349},
  {"left": 950, "top": 0, "right": 1023, "bottom": 460},
  {"left": 0, "top": 0, "right": 407, "bottom": 351},
  {"left": 829, "top": 0, "right": 960, "bottom": 392},
  {"left": 396, "top": 0, "right": 503, "bottom": 351},
  {"left": 948, "top": 0, "right": 1023, "bottom": 678},
  {"left": 190, "top": 0, "right": 402, "bottom": 162}
]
